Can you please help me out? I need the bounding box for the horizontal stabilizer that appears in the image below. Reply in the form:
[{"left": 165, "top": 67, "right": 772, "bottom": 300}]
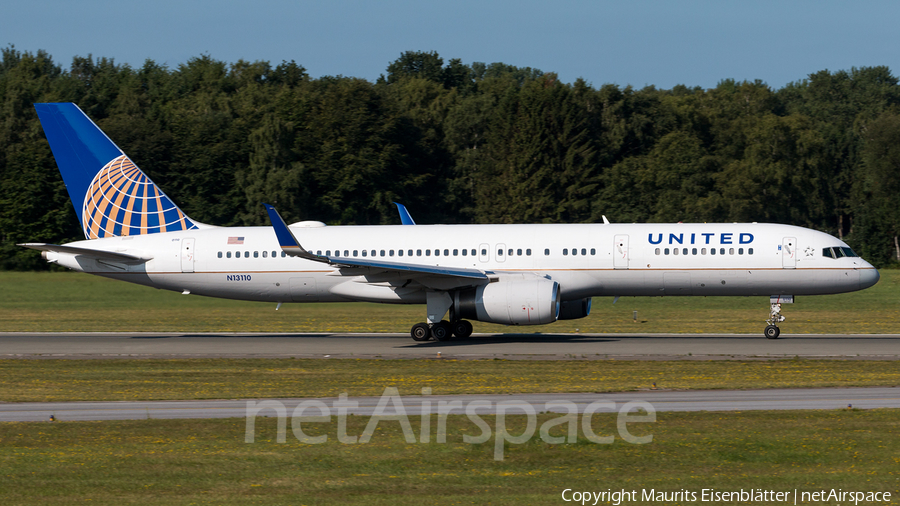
[{"left": 18, "top": 243, "right": 151, "bottom": 264}]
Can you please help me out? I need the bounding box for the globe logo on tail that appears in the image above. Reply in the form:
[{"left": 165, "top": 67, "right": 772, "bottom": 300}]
[{"left": 82, "top": 155, "right": 196, "bottom": 239}]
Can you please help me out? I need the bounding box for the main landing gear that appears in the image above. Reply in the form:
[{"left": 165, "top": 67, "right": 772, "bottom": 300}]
[{"left": 409, "top": 319, "right": 473, "bottom": 342}]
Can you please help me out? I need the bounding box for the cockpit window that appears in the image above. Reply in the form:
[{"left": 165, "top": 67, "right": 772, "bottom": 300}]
[{"left": 823, "top": 246, "right": 859, "bottom": 259}]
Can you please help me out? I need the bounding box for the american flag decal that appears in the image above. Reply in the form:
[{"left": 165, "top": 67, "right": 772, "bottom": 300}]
[{"left": 227, "top": 237, "right": 245, "bottom": 244}]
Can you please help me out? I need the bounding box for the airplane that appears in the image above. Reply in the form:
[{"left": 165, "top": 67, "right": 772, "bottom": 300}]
[{"left": 21, "top": 103, "right": 880, "bottom": 341}]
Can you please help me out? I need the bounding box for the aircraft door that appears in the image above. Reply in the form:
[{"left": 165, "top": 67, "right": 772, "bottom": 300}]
[
  {"left": 495, "top": 243, "right": 506, "bottom": 263},
  {"left": 181, "top": 238, "right": 195, "bottom": 273},
  {"left": 782, "top": 237, "right": 797, "bottom": 269},
  {"left": 290, "top": 277, "right": 319, "bottom": 302},
  {"left": 613, "top": 235, "right": 629, "bottom": 269}
]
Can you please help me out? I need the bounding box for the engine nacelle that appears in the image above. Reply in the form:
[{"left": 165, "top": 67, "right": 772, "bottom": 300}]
[
  {"left": 558, "top": 297, "right": 592, "bottom": 320},
  {"left": 455, "top": 279, "right": 560, "bottom": 325}
]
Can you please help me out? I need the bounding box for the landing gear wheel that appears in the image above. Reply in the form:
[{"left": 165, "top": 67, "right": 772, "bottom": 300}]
[
  {"left": 764, "top": 325, "right": 780, "bottom": 340},
  {"left": 411, "top": 323, "right": 431, "bottom": 341},
  {"left": 431, "top": 321, "right": 453, "bottom": 341},
  {"left": 452, "top": 320, "right": 473, "bottom": 339}
]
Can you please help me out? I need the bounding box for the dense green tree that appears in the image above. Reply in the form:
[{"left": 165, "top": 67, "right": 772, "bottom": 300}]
[{"left": 2, "top": 48, "right": 900, "bottom": 268}]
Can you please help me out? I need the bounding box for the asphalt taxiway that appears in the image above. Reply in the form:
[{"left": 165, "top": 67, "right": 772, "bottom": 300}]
[
  {"left": 2, "top": 387, "right": 898, "bottom": 422},
  {"left": 1, "top": 332, "right": 899, "bottom": 360}
]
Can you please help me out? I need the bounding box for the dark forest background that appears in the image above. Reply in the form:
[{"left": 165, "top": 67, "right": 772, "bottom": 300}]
[{"left": 2, "top": 47, "right": 899, "bottom": 269}]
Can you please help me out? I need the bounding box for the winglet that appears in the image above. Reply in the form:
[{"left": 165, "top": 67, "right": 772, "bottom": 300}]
[
  {"left": 393, "top": 202, "right": 416, "bottom": 225},
  {"left": 262, "top": 203, "right": 327, "bottom": 263}
]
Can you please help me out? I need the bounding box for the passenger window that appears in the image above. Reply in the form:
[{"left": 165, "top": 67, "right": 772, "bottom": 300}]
[
  {"left": 408, "top": 250, "right": 413, "bottom": 256},
  {"left": 692, "top": 248, "right": 697, "bottom": 255},
  {"left": 729, "top": 248, "right": 735, "bottom": 255},
  {"left": 749, "top": 248, "right": 754, "bottom": 255},
  {"left": 544, "top": 248, "right": 550, "bottom": 255},
  {"left": 444, "top": 249, "right": 450, "bottom": 256},
  {"left": 263, "top": 251, "right": 268, "bottom": 258},
  {"left": 738, "top": 248, "right": 743, "bottom": 255},
  {"left": 353, "top": 250, "right": 358, "bottom": 257},
  {"left": 581, "top": 248, "right": 586, "bottom": 256},
  {"left": 389, "top": 250, "right": 394, "bottom": 257},
  {"left": 481, "top": 249, "right": 487, "bottom": 256},
  {"left": 380, "top": 250, "right": 385, "bottom": 257},
  {"left": 590, "top": 248, "right": 595, "bottom": 255},
  {"left": 563, "top": 249, "right": 568, "bottom": 256},
  {"left": 471, "top": 249, "right": 477, "bottom": 256},
  {"left": 217, "top": 251, "right": 222, "bottom": 258},
  {"left": 426, "top": 250, "right": 431, "bottom": 256},
  {"left": 655, "top": 248, "right": 660, "bottom": 255},
  {"left": 682, "top": 248, "right": 688, "bottom": 256},
  {"left": 398, "top": 250, "right": 403, "bottom": 256},
  {"left": 362, "top": 250, "right": 367, "bottom": 257},
  {"left": 664, "top": 248, "right": 670, "bottom": 255},
  {"left": 719, "top": 248, "right": 725, "bottom": 255},
  {"left": 370, "top": 250, "right": 376, "bottom": 257},
  {"left": 461, "top": 249, "right": 467, "bottom": 256},
  {"left": 326, "top": 250, "right": 331, "bottom": 256},
  {"left": 344, "top": 250, "right": 349, "bottom": 257},
  {"left": 673, "top": 248, "right": 679, "bottom": 256},
  {"left": 272, "top": 251, "right": 277, "bottom": 258},
  {"left": 335, "top": 251, "right": 341, "bottom": 257},
  {"left": 508, "top": 249, "right": 513, "bottom": 256},
  {"left": 710, "top": 248, "right": 716, "bottom": 255},
  {"left": 526, "top": 249, "right": 532, "bottom": 256},
  {"left": 417, "top": 249, "right": 422, "bottom": 256},
  {"left": 435, "top": 249, "right": 440, "bottom": 257},
  {"left": 226, "top": 251, "right": 231, "bottom": 258},
  {"left": 254, "top": 251, "right": 259, "bottom": 258},
  {"left": 572, "top": 249, "right": 577, "bottom": 256},
  {"left": 701, "top": 248, "right": 706, "bottom": 255},
  {"left": 498, "top": 249, "right": 504, "bottom": 256},
  {"left": 281, "top": 251, "right": 286, "bottom": 257},
  {"left": 453, "top": 249, "right": 458, "bottom": 256}
]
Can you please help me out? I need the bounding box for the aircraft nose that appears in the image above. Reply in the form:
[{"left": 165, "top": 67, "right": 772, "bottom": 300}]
[{"left": 859, "top": 266, "right": 880, "bottom": 289}]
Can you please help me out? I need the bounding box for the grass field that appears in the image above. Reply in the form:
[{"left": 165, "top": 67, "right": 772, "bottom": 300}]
[
  {"left": 1, "top": 410, "right": 897, "bottom": 505},
  {"left": 1, "top": 270, "right": 899, "bottom": 334},
  {"left": 1, "top": 358, "right": 899, "bottom": 403}
]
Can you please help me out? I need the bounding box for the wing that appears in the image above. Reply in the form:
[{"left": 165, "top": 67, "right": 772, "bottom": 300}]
[
  {"left": 18, "top": 243, "right": 151, "bottom": 265},
  {"left": 262, "top": 204, "right": 488, "bottom": 282}
]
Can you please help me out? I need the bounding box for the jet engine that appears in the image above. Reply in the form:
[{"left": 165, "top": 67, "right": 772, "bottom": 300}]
[
  {"left": 558, "top": 297, "right": 592, "bottom": 320},
  {"left": 455, "top": 278, "right": 559, "bottom": 325}
]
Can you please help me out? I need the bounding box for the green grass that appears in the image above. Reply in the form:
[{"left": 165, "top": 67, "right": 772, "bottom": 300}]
[
  {"left": 1, "top": 410, "right": 897, "bottom": 505},
  {"left": 1, "top": 358, "right": 898, "bottom": 402},
  {"left": 1, "top": 270, "right": 899, "bottom": 333}
]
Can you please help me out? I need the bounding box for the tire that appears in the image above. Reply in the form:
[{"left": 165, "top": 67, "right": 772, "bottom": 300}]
[
  {"left": 411, "top": 323, "right": 431, "bottom": 341},
  {"left": 431, "top": 321, "right": 452, "bottom": 341},
  {"left": 452, "top": 320, "right": 473, "bottom": 339},
  {"left": 764, "top": 325, "right": 780, "bottom": 340}
]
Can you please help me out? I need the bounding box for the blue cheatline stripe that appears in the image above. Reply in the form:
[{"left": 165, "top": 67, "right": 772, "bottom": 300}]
[{"left": 34, "top": 103, "right": 123, "bottom": 226}]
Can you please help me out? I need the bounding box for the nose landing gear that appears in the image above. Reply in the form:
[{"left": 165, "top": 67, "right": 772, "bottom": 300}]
[{"left": 764, "top": 296, "right": 792, "bottom": 339}]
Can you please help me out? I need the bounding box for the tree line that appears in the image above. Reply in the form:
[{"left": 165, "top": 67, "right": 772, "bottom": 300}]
[{"left": 1, "top": 47, "right": 899, "bottom": 269}]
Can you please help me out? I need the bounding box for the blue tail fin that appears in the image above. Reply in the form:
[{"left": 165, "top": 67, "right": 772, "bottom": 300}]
[{"left": 34, "top": 103, "right": 198, "bottom": 239}]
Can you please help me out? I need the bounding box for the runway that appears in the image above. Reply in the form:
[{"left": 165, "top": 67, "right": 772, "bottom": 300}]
[
  {"left": 1, "top": 332, "right": 899, "bottom": 360},
  {"left": 2, "top": 387, "right": 897, "bottom": 422}
]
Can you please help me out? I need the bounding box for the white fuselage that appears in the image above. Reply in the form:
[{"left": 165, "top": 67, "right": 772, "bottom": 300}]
[{"left": 46, "top": 222, "right": 879, "bottom": 305}]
